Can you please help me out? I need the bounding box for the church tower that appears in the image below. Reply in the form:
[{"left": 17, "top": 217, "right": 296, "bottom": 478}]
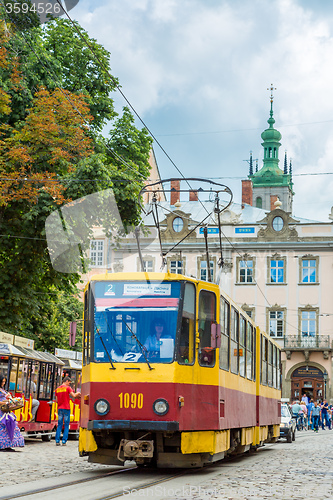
[{"left": 243, "top": 85, "right": 294, "bottom": 213}]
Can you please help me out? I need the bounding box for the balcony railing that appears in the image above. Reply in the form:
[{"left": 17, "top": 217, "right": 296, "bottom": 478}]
[{"left": 284, "top": 335, "right": 331, "bottom": 350}]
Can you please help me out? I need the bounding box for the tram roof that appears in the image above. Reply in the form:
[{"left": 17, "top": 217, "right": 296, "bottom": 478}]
[
  {"left": 0, "top": 343, "right": 26, "bottom": 357},
  {"left": 16, "top": 347, "right": 65, "bottom": 365},
  {"left": 62, "top": 359, "right": 82, "bottom": 370}
]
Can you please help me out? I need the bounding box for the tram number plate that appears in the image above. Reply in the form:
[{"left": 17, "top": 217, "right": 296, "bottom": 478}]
[{"left": 118, "top": 392, "right": 143, "bottom": 409}]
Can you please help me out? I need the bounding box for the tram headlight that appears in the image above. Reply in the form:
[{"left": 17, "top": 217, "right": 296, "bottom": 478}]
[
  {"left": 153, "top": 398, "right": 169, "bottom": 416},
  {"left": 94, "top": 399, "right": 110, "bottom": 416}
]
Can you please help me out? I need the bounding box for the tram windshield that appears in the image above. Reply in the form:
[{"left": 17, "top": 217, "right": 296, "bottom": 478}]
[{"left": 92, "top": 281, "right": 181, "bottom": 364}]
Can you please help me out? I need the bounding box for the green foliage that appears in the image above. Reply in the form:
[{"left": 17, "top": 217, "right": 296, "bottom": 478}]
[{"left": 0, "top": 15, "right": 153, "bottom": 351}]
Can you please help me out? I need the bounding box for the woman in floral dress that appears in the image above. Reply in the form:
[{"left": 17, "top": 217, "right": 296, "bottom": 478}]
[{"left": 0, "top": 373, "right": 24, "bottom": 452}]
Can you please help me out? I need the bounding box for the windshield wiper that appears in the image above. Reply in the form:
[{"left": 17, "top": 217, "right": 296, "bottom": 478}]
[
  {"left": 121, "top": 318, "right": 154, "bottom": 370},
  {"left": 103, "top": 310, "right": 124, "bottom": 356},
  {"left": 95, "top": 328, "right": 116, "bottom": 370}
]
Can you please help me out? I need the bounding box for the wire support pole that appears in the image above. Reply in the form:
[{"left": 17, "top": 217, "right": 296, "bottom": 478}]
[{"left": 203, "top": 226, "right": 212, "bottom": 283}]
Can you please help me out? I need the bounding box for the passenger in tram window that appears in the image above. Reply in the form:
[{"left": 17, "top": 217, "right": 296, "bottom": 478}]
[
  {"left": 0, "top": 373, "right": 25, "bottom": 451},
  {"left": 29, "top": 381, "right": 40, "bottom": 422}
]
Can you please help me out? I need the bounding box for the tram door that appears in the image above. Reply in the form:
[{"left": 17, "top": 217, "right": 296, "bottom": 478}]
[{"left": 291, "top": 366, "right": 324, "bottom": 401}]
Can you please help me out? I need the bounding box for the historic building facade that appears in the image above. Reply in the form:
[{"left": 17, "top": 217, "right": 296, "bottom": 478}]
[{"left": 85, "top": 99, "right": 333, "bottom": 403}]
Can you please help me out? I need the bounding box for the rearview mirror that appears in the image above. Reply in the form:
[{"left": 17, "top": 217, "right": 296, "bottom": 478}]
[{"left": 211, "top": 323, "right": 221, "bottom": 348}]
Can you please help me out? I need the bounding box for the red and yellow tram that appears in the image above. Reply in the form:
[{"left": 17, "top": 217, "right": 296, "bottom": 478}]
[{"left": 79, "top": 272, "right": 281, "bottom": 468}]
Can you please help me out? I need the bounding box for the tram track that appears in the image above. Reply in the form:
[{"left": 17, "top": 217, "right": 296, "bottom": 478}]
[
  {"left": 0, "top": 446, "right": 278, "bottom": 500},
  {"left": 0, "top": 465, "right": 192, "bottom": 500}
]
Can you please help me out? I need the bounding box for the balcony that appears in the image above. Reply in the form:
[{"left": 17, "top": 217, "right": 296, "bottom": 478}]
[{"left": 283, "top": 335, "right": 332, "bottom": 360}]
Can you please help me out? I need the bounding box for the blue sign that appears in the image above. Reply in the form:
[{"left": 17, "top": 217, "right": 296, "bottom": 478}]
[
  {"left": 235, "top": 227, "right": 255, "bottom": 234},
  {"left": 199, "top": 227, "right": 219, "bottom": 234}
]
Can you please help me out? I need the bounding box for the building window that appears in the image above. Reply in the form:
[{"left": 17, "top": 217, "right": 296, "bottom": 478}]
[
  {"left": 269, "top": 310, "right": 284, "bottom": 337},
  {"left": 301, "top": 310, "right": 316, "bottom": 337},
  {"left": 143, "top": 260, "right": 153, "bottom": 272},
  {"left": 170, "top": 260, "right": 184, "bottom": 274},
  {"left": 269, "top": 259, "right": 285, "bottom": 283},
  {"left": 90, "top": 240, "right": 104, "bottom": 267},
  {"left": 238, "top": 259, "right": 254, "bottom": 283},
  {"left": 302, "top": 259, "right": 317, "bottom": 283},
  {"left": 272, "top": 216, "right": 284, "bottom": 232},
  {"left": 200, "top": 261, "right": 214, "bottom": 281},
  {"left": 256, "top": 197, "right": 262, "bottom": 208},
  {"left": 172, "top": 217, "right": 184, "bottom": 233}
]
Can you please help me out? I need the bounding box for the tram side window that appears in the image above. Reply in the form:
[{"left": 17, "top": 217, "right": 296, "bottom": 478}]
[
  {"left": 277, "top": 349, "right": 281, "bottom": 390},
  {"left": 39, "top": 363, "right": 54, "bottom": 400},
  {"left": 177, "top": 282, "right": 195, "bottom": 365},
  {"left": 198, "top": 290, "right": 216, "bottom": 367},
  {"left": 230, "top": 307, "right": 239, "bottom": 374},
  {"left": 239, "top": 316, "right": 246, "bottom": 378},
  {"left": 0, "top": 357, "right": 9, "bottom": 385},
  {"left": 273, "top": 345, "right": 277, "bottom": 388},
  {"left": 268, "top": 341, "right": 273, "bottom": 387},
  {"left": 83, "top": 289, "right": 89, "bottom": 366},
  {"left": 219, "top": 297, "right": 230, "bottom": 371},
  {"left": 246, "top": 323, "right": 253, "bottom": 380},
  {"left": 17, "top": 359, "right": 28, "bottom": 395},
  {"left": 9, "top": 357, "right": 18, "bottom": 393},
  {"left": 261, "top": 336, "right": 268, "bottom": 385}
]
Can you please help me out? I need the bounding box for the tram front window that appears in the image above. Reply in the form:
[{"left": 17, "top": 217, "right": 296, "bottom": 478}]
[{"left": 92, "top": 281, "right": 181, "bottom": 363}]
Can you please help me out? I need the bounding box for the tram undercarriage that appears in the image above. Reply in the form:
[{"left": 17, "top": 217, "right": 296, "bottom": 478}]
[{"left": 81, "top": 425, "right": 280, "bottom": 468}]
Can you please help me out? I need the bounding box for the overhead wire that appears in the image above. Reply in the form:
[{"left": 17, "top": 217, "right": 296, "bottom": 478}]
[{"left": 2, "top": 3, "right": 325, "bottom": 335}]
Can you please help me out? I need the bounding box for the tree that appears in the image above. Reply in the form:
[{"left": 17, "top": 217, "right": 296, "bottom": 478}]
[{"left": 0, "top": 16, "right": 153, "bottom": 348}]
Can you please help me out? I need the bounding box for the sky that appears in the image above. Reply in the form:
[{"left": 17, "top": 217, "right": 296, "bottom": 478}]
[{"left": 64, "top": 0, "right": 333, "bottom": 222}]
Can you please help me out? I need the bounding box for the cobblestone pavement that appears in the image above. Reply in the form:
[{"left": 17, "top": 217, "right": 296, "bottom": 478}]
[
  {"left": 1, "top": 429, "right": 333, "bottom": 499},
  {"left": 0, "top": 436, "right": 109, "bottom": 487}
]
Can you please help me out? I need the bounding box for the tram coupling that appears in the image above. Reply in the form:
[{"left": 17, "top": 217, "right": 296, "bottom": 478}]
[{"left": 117, "top": 438, "right": 154, "bottom": 463}]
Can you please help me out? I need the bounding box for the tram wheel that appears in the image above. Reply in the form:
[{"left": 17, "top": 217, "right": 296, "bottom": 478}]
[{"left": 42, "top": 433, "right": 52, "bottom": 442}]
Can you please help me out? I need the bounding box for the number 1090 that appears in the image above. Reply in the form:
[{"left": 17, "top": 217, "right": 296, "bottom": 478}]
[{"left": 118, "top": 392, "right": 143, "bottom": 409}]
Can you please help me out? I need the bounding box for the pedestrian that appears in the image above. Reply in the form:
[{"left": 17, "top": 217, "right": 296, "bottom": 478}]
[
  {"left": 300, "top": 400, "right": 308, "bottom": 429},
  {"left": 327, "top": 404, "right": 332, "bottom": 430},
  {"left": 310, "top": 401, "right": 321, "bottom": 432},
  {"left": 307, "top": 399, "right": 314, "bottom": 430},
  {"left": 0, "top": 372, "right": 24, "bottom": 452},
  {"left": 320, "top": 400, "right": 331, "bottom": 430},
  {"left": 291, "top": 400, "right": 302, "bottom": 430},
  {"left": 55, "top": 376, "right": 81, "bottom": 446},
  {"left": 301, "top": 394, "right": 309, "bottom": 405}
]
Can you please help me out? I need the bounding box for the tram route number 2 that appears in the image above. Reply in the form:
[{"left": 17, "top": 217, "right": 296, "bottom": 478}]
[{"left": 118, "top": 392, "right": 143, "bottom": 409}]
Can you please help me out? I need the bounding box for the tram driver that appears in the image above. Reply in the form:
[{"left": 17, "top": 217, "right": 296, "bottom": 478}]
[{"left": 143, "top": 318, "right": 173, "bottom": 360}]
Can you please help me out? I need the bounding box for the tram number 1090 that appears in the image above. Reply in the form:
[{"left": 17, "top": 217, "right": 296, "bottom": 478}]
[{"left": 118, "top": 392, "right": 143, "bottom": 409}]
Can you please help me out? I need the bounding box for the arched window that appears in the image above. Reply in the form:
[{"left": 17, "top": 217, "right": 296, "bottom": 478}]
[{"left": 256, "top": 197, "right": 262, "bottom": 208}]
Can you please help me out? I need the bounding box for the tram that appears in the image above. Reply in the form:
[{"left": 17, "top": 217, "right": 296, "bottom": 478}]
[
  {"left": 79, "top": 272, "right": 281, "bottom": 468},
  {"left": 0, "top": 331, "right": 64, "bottom": 440}
]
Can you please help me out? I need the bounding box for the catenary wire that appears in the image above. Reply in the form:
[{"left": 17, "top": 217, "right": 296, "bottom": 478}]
[{"left": 2, "top": 3, "right": 325, "bottom": 333}]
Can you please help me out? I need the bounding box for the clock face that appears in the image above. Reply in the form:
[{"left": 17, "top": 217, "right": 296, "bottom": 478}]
[
  {"left": 172, "top": 217, "right": 184, "bottom": 232},
  {"left": 272, "top": 216, "right": 284, "bottom": 232}
]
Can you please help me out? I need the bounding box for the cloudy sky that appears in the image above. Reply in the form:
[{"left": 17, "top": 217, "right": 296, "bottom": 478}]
[{"left": 65, "top": 0, "right": 333, "bottom": 221}]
